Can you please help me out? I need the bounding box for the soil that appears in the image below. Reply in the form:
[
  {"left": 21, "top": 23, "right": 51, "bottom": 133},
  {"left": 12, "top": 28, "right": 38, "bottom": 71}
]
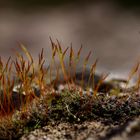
[{"left": 0, "top": 76, "right": 140, "bottom": 140}]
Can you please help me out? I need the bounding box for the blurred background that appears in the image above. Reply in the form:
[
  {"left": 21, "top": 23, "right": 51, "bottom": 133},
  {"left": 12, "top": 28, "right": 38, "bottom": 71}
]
[{"left": 0, "top": 0, "right": 140, "bottom": 79}]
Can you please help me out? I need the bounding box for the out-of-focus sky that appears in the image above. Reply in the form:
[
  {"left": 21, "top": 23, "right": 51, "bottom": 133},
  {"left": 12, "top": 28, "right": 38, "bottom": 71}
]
[{"left": 0, "top": 0, "right": 140, "bottom": 79}]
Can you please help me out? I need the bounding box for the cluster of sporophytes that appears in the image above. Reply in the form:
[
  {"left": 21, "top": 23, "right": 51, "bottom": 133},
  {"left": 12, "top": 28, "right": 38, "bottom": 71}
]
[
  {"left": 0, "top": 40, "right": 98, "bottom": 117},
  {"left": 0, "top": 39, "right": 140, "bottom": 120}
]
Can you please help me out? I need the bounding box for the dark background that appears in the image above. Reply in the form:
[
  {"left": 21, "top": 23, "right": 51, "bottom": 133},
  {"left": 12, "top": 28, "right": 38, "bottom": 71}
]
[
  {"left": 0, "top": 0, "right": 140, "bottom": 80},
  {"left": 1, "top": 0, "right": 140, "bottom": 8}
]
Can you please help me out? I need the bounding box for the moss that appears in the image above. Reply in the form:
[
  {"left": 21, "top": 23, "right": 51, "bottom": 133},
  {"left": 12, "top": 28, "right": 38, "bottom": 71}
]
[{"left": 0, "top": 40, "right": 140, "bottom": 139}]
